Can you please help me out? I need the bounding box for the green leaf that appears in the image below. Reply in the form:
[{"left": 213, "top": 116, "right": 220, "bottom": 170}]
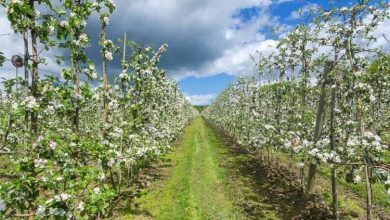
[
  {"left": 0, "top": 52, "right": 5, "bottom": 66},
  {"left": 54, "top": 8, "right": 67, "bottom": 15}
]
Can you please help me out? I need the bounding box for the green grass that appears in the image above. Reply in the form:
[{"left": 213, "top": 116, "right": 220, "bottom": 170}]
[
  {"left": 124, "top": 117, "right": 241, "bottom": 219},
  {"left": 317, "top": 165, "right": 390, "bottom": 208},
  {"left": 193, "top": 105, "right": 208, "bottom": 113}
]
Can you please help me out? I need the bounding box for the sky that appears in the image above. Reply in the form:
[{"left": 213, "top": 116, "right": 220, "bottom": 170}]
[{"left": 0, "top": 0, "right": 389, "bottom": 105}]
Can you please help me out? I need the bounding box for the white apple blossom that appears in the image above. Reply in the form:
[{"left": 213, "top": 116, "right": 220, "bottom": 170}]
[
  {"left": 0, "top": 199, "right": 6, "bottom": 212},
  {"left": 353, "top": 175, "right": 362, "bottom": 184},
  {"left": 49, "top": 141, "right": 57, "bottom": 150},
  {"left": 24, "top": 96, "right": 38, "bottom": 109},
  {"left": 11, "top": 101, "right": 18, "bottom": 109},
  {"left": 264, "top": 124, "right": 275, "bottom": 131},
  {"left": 78, "top": 33, "right": 89, "bottom": 48},
  {"left": 48, "top": 25, "right": 55, "bottom": 34},
  {"left": 104, "top": 51, "right": 113, "bottom": 60},
  {"left": 297, "top": 162, "right": 305, "bottom": 168},
  {"left": 41, "top": 176, "right": 48, "bottom": 182},
  {"left": 309, "top": 148, "right": 319, "bottom": 157},
  {"left": 283, "top": 140, "right": 292, "bottom": 149},
  {"left": 34, "top": 158, "right": 48, "bottom": 169},
  {"left": 107, "top": 0, "right": 116, "bottom": 7},
  {"left": 77, "top": 201, "right": 85, "bottom": 211},
  {"left": 103, "top": 16, "right": 109, "bottom": 25},
  {"left": 36, "top": 206, "right": 46, "bottom": 217},
  {"left": 49, "top": 207, "right": 66, "bottom": 216},
  {"left": 60, "top": 20, "right": 68, "bottom": 27},
  {"left": 55, "top": 193, "right": 71, "bottom": 202},
  {"left": 93, "top": 187, "right": 100, "bottom": 194},
  {"left": 119, "top": 71, "right": 128, "bottom": 80}
]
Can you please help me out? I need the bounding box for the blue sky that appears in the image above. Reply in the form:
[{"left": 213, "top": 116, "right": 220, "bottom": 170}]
[
  {"left": 179, "top": 73, "right": 235, "bottom": 105},
  {"left": 179, "top": 73, "right": 235, "bottom": 96}
]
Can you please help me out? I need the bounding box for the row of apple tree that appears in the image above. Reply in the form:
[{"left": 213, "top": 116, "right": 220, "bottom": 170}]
[{"left": 0, "top": 0, "right": 197, "bottom": 219}]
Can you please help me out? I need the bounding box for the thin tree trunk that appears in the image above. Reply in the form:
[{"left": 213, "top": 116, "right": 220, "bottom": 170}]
[
  {"left": 23, "top": 31, "right": 29, "bottom": 85},
  {"left": 72, "top": 0, "right": 81, "bottom": 133},
  {"left": 364, "top": 152, "right": 372, "bottom": 220},
  {"left": 70, "top": 50, "right": 80, "bottom": 132},
  {"left": 357, "top": 92, "right": 372, "bottom": 219},
  {"left": 305, "top": 61, "right": 332, "bottom": 197},
  {"left": 29, "top": 0, "right": 39, "bottom": 135},
  {"left": 28, "top": 208, "right": 34, "bottom": 220},
  {"left": 329, "top": 77, "right": 339, "bottom": 220},
  {"left": 101, "top": 25, "right": 109, "bottom": 135},
  {"left": 23, "top": 31, "right": 30, "bottom": 125},
  {"left": 74, "top": 75, "right": 80, "bottom": 132},
  {"left": 118, "top": 32, "right": 127, "bottom": 194},
  {"left": 300, "top": 159, "right": 305, "bottom": 189}
]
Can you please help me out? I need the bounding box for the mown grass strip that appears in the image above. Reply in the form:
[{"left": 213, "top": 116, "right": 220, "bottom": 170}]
[{"left": 126, "top": 117, "right": 240, "bottom": 220}]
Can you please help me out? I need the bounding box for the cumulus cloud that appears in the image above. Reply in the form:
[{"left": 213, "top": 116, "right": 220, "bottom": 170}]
[
  {"left": 185, "top": 93, "right": 216, "bottom": 105},
  {"left": 176, "top": 39, "right": 279, "bottom": 80},
  {"left": 288, "top": 3, "right": 320, "bottom": 20},
  {"left": 370, "top": 12, "right": 390, "bottom": 53},
  {"left": 97, "top": 0, "right": 279, "bottom": 79}
]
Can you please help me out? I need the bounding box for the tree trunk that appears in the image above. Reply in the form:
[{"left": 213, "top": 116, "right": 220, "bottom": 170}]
[
  {"left": 305, "top": 61, "right": 332, "bottom": 197},
  {"left": 29, "top": 0, "right": 39, "bottom": 135},
  {"left": 329, "top": 80, "right": 339, "bottom": 220},
  {"left": 101, "top": 25, "right": 109, "bottom": 136},
  {"left": 23, "top": 31, "right": 30, "bottom": 125},
  {"left": 364, "top": 153, "right": 372, "bottom": 220},
  {"left": 72, "top": 0, "right": 81, "bottom": 133}
]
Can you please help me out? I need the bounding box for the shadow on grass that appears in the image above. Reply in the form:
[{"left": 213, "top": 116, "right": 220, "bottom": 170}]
[
  {"left": 213, "top": 125, "right": 333, "bottom": 220},
  {"left": 109, "top": 158, "right": 174, "bottom": 219}
]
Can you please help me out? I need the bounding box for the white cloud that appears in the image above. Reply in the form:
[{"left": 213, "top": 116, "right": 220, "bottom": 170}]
[
  {"left": 288, "top": 3, "right": 320, "bottom": 20},
  {"left": 185, "top": 93, "right": 216, "bottom": 105},
  {"left": 0, "top": 0, "right": 282, "bottom": 82},
  {"left": 371, "top": 13, "right": 390, "bottom": 53},
  {"left": 196, "top": 39, "right": 278, "bottom": 78},
  {"left": 276, "top": 0, "right": 294, "bottom": 4},
  {"left": 160, "top": 40, "right": 281, "bottom": 81},
  {"left": 108, "top": 0, "right": 278, "bottom": 79},
  {"left": 0, "top": 7, "right": 64, "bottom": 82}
]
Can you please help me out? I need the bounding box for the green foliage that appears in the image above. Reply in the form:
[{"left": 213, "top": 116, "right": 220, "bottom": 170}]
[
  {"left": 368, "top": 56, "right": 390, "bottom": 75},
  {"left": 0, "top": 52, "right": 4, "bottom": 66},
  {"left": 194, "top": 105, "right": 208, "bottom": 112}
]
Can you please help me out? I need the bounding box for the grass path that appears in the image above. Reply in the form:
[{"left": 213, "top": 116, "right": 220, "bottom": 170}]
[
  {"left": 111, "top": 117, "right": 389, "bottom": 220},
  {"left": 123, "top": 117, "right": 243, "bottom": 219}
]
